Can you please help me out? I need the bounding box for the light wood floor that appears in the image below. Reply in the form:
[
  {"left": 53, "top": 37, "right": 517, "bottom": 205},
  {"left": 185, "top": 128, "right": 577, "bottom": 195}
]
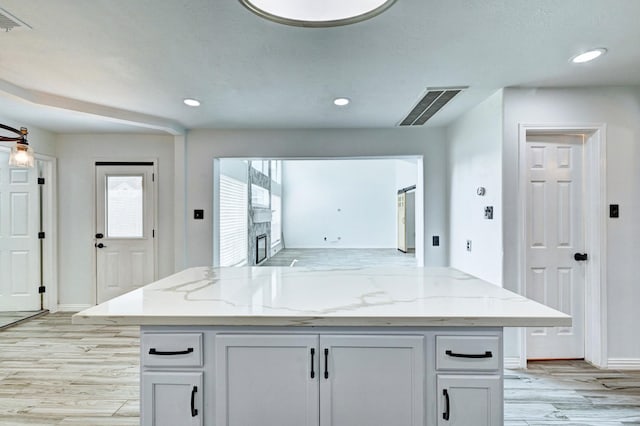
[
  {"left": 261, "top": 248, "right": 417, "bottom": 268},
  {"left": 1, "top": 313, "right": 639, "bottom": 425}
]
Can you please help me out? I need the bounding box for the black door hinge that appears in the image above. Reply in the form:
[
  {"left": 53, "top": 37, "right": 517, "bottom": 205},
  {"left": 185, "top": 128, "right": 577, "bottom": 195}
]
[
  {"left": 38, "top": 177, "right": 45, "bottom": 185},
  {"left": 152, "top": 229, "right": 155, "bottom": 238},
  {"left": 38, "top": 286, "right": 46, "bottom": 294},
  {"left": 152, "top": 173, "right": 155, "bottom": 182},
  {"left": 38, "top": 232, "right": 45, "bottom": 239}
]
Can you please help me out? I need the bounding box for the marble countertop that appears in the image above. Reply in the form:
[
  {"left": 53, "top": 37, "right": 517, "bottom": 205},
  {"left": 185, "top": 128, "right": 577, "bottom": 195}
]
[{"left": 72, "top": 267, "right": 571, "bottom": 327}]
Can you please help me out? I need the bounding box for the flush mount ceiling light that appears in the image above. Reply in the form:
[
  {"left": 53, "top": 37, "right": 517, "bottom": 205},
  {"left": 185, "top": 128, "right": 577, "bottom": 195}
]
[
  {"left": 239, "top": 0, "right": 396, "bottom": 27},
  {"left": 183, "top": 98, "right": 201, "bottom": 107},
  {"left": 333, "top": 97, "right": 350, "bottom": 106},
  {"left": 571, "top": 48, "right": 607, "bottom": 64},
  {"left": 0, "top": 123, "right": 34, "bottom": 168}
]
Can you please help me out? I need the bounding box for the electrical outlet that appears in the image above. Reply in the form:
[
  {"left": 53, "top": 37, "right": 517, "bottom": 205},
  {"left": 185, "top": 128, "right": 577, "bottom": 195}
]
[
  {"left": 432, "top": 236, "right": 440, "bottom": 246},
  {"left": 466, "top": 240, "right": 472, "bottom": 252},
  {"left": 194, "top": 209, "right": 204, "bottom": 220},
  {"left": 484, "top": 206, "right": 493, "bottom": 220}
]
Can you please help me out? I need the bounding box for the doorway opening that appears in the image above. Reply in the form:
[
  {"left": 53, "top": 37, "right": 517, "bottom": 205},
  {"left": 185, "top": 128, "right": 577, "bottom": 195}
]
[
  {"left": 213, "top": 156, "right": 424, "bottom": 269},
  {"left": 518, "top": 124, "right": 607, "bottom": 368}
]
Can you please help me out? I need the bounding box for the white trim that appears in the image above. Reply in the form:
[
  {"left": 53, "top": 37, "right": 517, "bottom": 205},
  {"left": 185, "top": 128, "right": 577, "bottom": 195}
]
[
  {"left": 37, "top": 154, "right": 58, "bottom": 313},
  {"left": 57, "top": 304, "right": 92, "bottom": 312},
  {"left": 517, "top": 123, "right": 607, "bottom": 368},
  {"left": 607, "top": 358, "right": 640, "bottom": 370},
  {"left": 503, "top": 357, "right": 523, "bottom": 370}
]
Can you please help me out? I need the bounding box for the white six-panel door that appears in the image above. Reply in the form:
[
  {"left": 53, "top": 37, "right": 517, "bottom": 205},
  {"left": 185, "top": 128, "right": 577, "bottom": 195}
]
[
  {"left": 95, "top": 164, "right": 155, "bottom": 303},
  {"left": 0, "top": 152, "right": 39, "bottom": 311},
  {"left": 526, "top": 134, "right": 585, "bottom": 359}
]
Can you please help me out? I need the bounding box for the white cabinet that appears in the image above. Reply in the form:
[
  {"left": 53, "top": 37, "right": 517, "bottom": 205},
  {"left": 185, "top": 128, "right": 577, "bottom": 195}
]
[
  {"left": 320, "top": 335, "right": 424, "bottom": 426},
  {"left": 142, "top": 371, "right": 203, "bottom": 426},
  {"left": 215, "top": 334, "right": 424, "bottom": 426},
  {"left": 437, "top": 375, "right": 502, "bottom": 426},
  {"left": 215, "top": 334, "right": 319, "bottom": 426}
]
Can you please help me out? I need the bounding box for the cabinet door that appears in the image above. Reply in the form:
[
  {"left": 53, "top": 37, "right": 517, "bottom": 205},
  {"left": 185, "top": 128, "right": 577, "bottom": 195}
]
[
  {"left": 142, "top": 371, "right": 203, "bottom": 426},
  {"left": 437, "top": 375, "right": 502, "bottom": 426},
  {"left": 215, "top": 334, "right": 319, "bottom": 426},
  {"left": 320, "top": 335, "right": 424, "bottom": 426}
]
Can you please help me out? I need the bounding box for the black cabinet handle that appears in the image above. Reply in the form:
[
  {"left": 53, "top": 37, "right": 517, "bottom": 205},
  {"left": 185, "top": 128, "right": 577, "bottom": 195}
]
[
  {"left": 149, "top": 347, "right": 194, "bottom": 356},
  {"left": 445, "top": 350, "right": 492, "bottom": 359},
  {"left": 190, "top": 386, "right": 198, "bottom": 417},
  {"left": 443, "top": 389, "right": 450, "bottom": 420},
  {"left": 310, "top": 348, "right": 315, "bottom": 379},
  {"left": 324, "top": 348, "right": 329, "bottom": 379}
]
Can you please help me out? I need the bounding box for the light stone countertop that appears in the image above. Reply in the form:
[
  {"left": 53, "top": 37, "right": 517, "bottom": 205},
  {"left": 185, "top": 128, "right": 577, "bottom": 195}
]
[{"left": 72, "top": 267, "right": 571, "bottom": 327}]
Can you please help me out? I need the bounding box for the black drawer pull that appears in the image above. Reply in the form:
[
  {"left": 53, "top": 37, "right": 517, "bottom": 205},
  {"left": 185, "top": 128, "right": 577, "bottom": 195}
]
[
  {"left": 324, "top": 348, "right": 329, "bottom": 379},
  {"left": 443, "top": 388, "right": 450, "bottom": 420},
  {"left": 310, "top": 348, "right": 316, "bottom": 379},
  {"left": 445, "top": 350, "right": 492, "bottom": 359},
  {"left": 149, "top": 347, "right": 194, "bottom": 356},
  {"left": 190, "top": 386, "right": 198, "bottom": 417}
]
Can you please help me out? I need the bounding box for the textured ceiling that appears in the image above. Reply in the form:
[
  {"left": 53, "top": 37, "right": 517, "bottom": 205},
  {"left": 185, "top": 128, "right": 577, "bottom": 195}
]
[{"left": 0, "top": 0, "right": 639, "bottom": 133}]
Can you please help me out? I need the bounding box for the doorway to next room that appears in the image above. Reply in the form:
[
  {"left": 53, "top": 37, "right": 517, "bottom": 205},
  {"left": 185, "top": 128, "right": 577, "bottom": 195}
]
[{"left": 214, "top": 157, "right": 422, "bottom": 269}]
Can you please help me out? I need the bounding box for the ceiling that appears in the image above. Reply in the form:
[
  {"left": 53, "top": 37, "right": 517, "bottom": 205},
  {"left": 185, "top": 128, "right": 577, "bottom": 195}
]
[{"left": 0, "top": 0, "right": 639, "bottom": 134}]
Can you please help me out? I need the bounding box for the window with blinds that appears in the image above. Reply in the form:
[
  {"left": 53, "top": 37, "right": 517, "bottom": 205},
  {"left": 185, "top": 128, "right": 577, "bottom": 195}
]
[{"left": 219, "top": 174, "right": 248, "bottom": 266}]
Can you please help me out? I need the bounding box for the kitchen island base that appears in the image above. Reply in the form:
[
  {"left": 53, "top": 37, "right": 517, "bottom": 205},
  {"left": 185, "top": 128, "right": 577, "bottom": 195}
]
[{"left": 141, "top": 325, "right": 503, "bottom": 426}]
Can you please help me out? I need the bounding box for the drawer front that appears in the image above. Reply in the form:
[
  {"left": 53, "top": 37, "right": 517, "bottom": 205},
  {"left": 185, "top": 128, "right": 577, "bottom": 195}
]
[
  {"left": 436, "top": 336, "right": 500, "bottom": 371},
  {"left": 142, "top": 333, "right": 203, "bottom": 367}
]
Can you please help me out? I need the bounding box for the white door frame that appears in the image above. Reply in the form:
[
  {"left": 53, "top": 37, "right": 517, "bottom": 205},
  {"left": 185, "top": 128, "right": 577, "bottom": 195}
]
[
  {"left": 38, "top": 154, "right": 58, "bottom": 312},
  {"left": 92, "top": 159, "right": 159, "bottom": 305},
  {"left": 517, "top": 123, "right": 607, "bottom": 368}
]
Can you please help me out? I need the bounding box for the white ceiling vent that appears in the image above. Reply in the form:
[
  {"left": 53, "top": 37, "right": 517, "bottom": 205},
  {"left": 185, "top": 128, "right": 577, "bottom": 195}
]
[
  {"left": 399, "top": 86, "right": 467, "bottom": 126},
  {"left": 0, "top": 8, "right": 31, "bottom": 32}
]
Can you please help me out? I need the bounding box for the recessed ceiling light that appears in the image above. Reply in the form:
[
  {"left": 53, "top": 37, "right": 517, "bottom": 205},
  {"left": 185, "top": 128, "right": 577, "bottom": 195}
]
[
  {"left": 334, "top": 97, "right": 350, "bottom": 106},
  {"left": 239, "top": 0, "right": 396, "bottom": 27},
  {"left": 571, "top": 48, "right": 607, "bottom": 64},
  {"left": 183, "top": 98, "right": 201, "bottom": 107}
]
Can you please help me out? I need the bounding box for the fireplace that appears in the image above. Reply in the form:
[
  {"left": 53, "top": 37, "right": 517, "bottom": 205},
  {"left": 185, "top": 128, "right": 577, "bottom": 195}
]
[{"left": 256, "top": 234, "right": 267, "bottom": 264}]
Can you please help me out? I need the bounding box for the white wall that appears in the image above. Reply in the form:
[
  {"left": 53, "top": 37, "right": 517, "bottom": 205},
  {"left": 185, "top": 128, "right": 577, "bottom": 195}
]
[
  {"left": 446, "top": 90, "right": 503, "bottom": 285},
  {"left": 282, "top": 159, "right": 397, "bottom": 248},
  {"left": 502, "top": 87, "right": 640, "bottom": 363},
  {"left": 56, "top": 134, "right": 175, "bottom": 308},
  {"left": 185, "top": 128, "right": 448, "bottom": 268},
  {"left": 395, "top": 159, "right": 417, "bottom": 190}
]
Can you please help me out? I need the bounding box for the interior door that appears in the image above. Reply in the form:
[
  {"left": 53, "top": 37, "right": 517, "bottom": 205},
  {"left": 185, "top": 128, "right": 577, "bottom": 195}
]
[
  {"left": 525, "top": 134, "right": 585, "bottom": 359},
  {"left": 0, "top": 152, "right": 40, "bottom": 311},
  {"left": 95, "top": 163, "right": 155, "bottom": 303},
  {"left": 398, "top": 192, "right": 407, "bottom": 252}
]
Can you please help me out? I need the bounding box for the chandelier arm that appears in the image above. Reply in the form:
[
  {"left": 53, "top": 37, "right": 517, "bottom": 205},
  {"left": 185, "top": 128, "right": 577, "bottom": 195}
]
[{"left": 0, "top": 123, "right": 27, "bottom": 143}]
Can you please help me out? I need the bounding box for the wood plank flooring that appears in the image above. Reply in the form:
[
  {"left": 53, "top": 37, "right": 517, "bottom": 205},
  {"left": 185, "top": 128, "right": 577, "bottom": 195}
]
[
  {"left": 1, "top": 313, "right": 639, "bottom": 425},
  {"left": 0, "top": 312, "right": 139, "bottom": 425},
  {"left": 261, "top": 248, "right": 417, "bottom": 268}
]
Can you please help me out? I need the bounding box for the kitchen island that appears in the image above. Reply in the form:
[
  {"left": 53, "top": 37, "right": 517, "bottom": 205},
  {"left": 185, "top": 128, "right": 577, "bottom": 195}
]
[{"left": 73, "top": 266, "right": 570, "bottom": 426}]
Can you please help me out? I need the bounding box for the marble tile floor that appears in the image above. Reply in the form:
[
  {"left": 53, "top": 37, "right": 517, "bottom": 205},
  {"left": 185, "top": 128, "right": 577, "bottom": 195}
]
[
  {"left": 260, "top": 247, "right": 417, "bottom": 268},
  {"left": 1, "top": 313, "right": 639, "bottom": 425},
  {"left": 0, "top": 310, "right": 48, "bottom": 330}
]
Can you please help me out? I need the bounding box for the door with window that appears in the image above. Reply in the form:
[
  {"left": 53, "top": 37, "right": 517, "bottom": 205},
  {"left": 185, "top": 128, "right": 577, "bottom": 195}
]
[
  {"left": 0, "top": 153, "right": 40, "bottom": 310},
  {"left": 95, "top": 163, "right": 155, "bottom": 303}
]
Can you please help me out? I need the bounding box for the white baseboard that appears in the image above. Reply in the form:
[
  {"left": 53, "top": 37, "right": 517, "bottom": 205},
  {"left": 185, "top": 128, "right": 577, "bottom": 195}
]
[
  {"left": 504, "top": 357, "right": 524, "bottom": 369},
  {"left": 57, "top": 304, "right": 92, "bottom": 312},
  {"left": 607, "top": 358, "right": 640, "bottom": 369}
]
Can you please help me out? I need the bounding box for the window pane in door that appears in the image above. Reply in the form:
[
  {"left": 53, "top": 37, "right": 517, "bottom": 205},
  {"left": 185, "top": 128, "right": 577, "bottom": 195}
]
[{"left": 107, "top": 175, "right": 144, "bottom": 238}]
